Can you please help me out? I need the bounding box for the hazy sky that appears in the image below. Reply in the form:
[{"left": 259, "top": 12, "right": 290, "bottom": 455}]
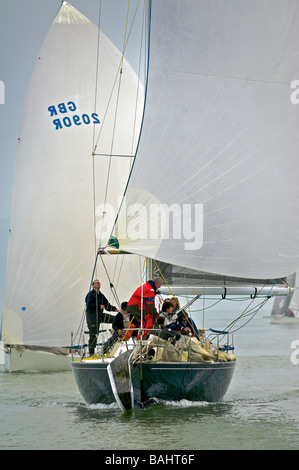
[{"left": 0, "top": 0, "right": 144, "bottom": 313}]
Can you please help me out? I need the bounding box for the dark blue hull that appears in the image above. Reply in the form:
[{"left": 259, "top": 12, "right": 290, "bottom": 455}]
[
  {"left": 72, "top": 359, "right": 236, "bottom": 406},
  {"left": 132, "top": 361, "right": 235, "bottom": 403},
  {"left": 72, "top": 361, "right": 114, "bottom": 404}
]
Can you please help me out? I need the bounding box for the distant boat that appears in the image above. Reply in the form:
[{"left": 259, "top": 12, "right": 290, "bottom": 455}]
[
  {"left": 0, "top": 1, "right": 144, "bottom": 372},
  {"left": 71, "top": 0, "right": 299, "bottom": 410},
  {"left": 271, "top": 271, "right": 299, "bottom": 324}
]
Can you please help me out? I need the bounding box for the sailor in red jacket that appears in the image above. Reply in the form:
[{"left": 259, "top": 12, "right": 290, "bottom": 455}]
[{"left": 127, "top": 277, "right": 162, "bottom": 336}]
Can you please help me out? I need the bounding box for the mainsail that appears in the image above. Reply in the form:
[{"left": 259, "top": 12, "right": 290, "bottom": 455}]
[
  {"left": 115, "top": 0, "right": 299, "bottom": 281},
  {"left": 1, "top": 2, "right": 144, "bottom": 346}
]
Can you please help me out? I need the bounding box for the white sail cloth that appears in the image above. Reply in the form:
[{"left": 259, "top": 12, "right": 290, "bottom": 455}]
[
  {"left": 115, "top": 0, "right": 299, "bottom": 280},
  {"left": 2, "top": 2, "right": 144, "bottom": 345}
]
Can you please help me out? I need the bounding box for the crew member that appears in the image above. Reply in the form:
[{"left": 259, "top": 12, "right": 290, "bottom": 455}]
[
  {"left": 85, "top": 279, "right": 119, "bottom": 355},
  {"left": 127, "top": 277, "right": 162, "bottom": 337}
]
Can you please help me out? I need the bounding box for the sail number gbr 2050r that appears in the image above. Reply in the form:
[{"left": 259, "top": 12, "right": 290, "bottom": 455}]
[{"left": 48, "top": 101, "right": 100, "bottom": 130}]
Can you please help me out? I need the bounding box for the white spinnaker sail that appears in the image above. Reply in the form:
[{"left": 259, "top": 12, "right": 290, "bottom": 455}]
[
  {"left": 115, "top": 0, "right": 299, "bottom": 280},
  {"left": 2, "top": 2, "right": 144, "bottom": 346}
]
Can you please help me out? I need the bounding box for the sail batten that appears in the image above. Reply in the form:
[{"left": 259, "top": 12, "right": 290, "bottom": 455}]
[{"left": 149, "top": 68, "right": 292, "bottom": 87}]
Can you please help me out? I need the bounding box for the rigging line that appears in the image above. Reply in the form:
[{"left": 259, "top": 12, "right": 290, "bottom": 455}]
[
  {"left": 130, "top": 0, "right": 145, "bottom": 162},
  {"left": 223, "top": 283, "right": 268, "bottom": 333},
  {"left": 73, "top": 251, "right": 100, "bottom": 344},
  {"left": 120, "top": 0, "right": 131, "bottom": 72},
  {"left": 92, "top": 0, "right": 141, "bottom": 154},
  {"left": 113, "top": 255, "right": 126, "bottom": 296},
  {"left": 217, "top": 300, "right": 267, "bottom": 336},
  {"left": 98, "top": 252, "right": 121, "bottom": 308},
  {"left": 184, "top": 274, "right": 194, "bottom": 328},
  {"left": 153, "top": 259, "right": 175, "bottom": 297},
  {"left": 202, "top": 274, "right": 205, "bottom": 329},
  {"left": 92, "top": 67, "right": 120, "bottom": 154},
  {"left": 108, "top": 0, "right": 131, "bottom": 157},
  {"left": 223, "top": 280, "right": 278, "bottom": 336},
  {"left": 142, "top": 256, "right": 147, "bottom": 283},
  {"left": 97, "top": 0, "right": 132, "bottom": 244},
  {"left": 227, "top": 298, "right": 270, "bottom": 334},
  {"left": 106, "top": 1, "right": 152, "bottom": 247},
  {"left": 104, "top": 254, "right": 124, "bottom": 307},
  {"left": 110, "top": 256, "right": 121, "bottom": 302},
  {"left": 191, "top": 299, "right": 223, "bottom": 312},
  {"left": 207, "top": 290, "right": 274, "bottom": 344},
  {"left": 93, "top": 0, "right": 102, "bottom": 147},
  {"left": 92, "top": 0, "right": 103, "bottom": 257},
  {"left": 223, "top": 299, "right": 265, "bottom": 335},
  {"left": 72, "top": 306, "right": 87, "bottom": 345}
]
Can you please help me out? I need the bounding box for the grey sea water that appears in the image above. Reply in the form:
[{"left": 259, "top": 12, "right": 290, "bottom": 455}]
[{"left": 0, "top": 299, "right": 299, "bottom": 450}]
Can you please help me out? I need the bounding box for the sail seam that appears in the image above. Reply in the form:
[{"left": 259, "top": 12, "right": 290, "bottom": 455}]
[{"left": 149, "top": 68, "right": 291, "bottom": 86}]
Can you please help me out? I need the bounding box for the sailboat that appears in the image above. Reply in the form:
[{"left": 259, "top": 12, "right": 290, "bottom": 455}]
[
  {"left": 71, "top": 0, "right": 299, "bottom": 410},
  {"left": 270, "top": 271, "right": 299, "bottom": 324},
  {"left": 0, "top": 1, "right": 144, "bottom": 372}
]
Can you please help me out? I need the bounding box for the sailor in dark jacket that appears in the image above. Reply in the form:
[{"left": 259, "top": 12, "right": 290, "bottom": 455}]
[
  {"left": 102, "top": 301, "right": 133, "bottom": 353},
  {"left": 85, "top": 279, "right": 119, "bottom": 355}
]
